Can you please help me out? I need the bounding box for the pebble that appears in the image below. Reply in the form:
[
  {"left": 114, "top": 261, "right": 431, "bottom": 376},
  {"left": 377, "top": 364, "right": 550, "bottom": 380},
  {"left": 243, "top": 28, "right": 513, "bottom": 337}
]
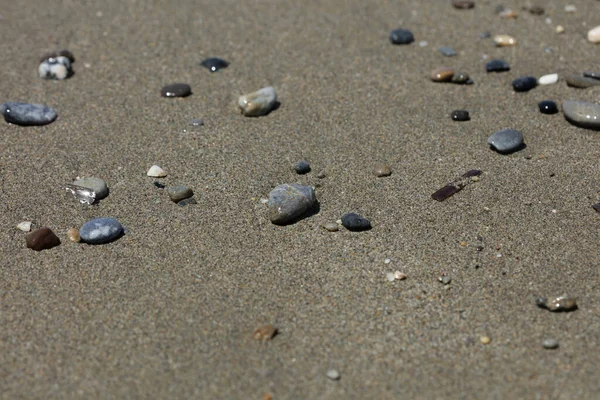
[
  {"left": 253, "top": 324, "right": 277, "bottom": 341},
  {"left": 451, "top": 110, "right": 470, "bottom": 121},
  {"left": 189, "top": 118, "right": 204, "bottom": 126},
  {"left": 588, "top": 26, "right": 600, "bottom": 43},
  {"left": 452, "top": 0, "right": 475, "bottom": 9},
  {"left": 389, "top": 28, "right": 414, "bottom": 45},
  {"left": 528, "top": 6, "right": 544, "bottom": 15},
  {"left": 542, "top": 339, "right": 559, "bottom": 349},
  {"left": 326, "top": 369, "right": 341, "bottom": 381},
  {"left": 177, "top": 197, "right": 197, "bottom": 207},
  {"left": 199, "top": 57, "right": 229, "bottom": 72},
  {"left": 386, "top": 272, "right": 396, "bottom": 282},
  {"left": 451, "top": 72, "right": 473, "bottom": 84},
  {"left": 79, "top": 217, "right": 124, "bottom": 244},
  {"left": 536, "top": 295, "right": 577, "bottom": 312},
  {"left": 565, "top": 74, "right": 600, "bottom": 89},
  {"left": 39, "top": 56, "right": 72, "bottom": 80},
  {"left": 493, "top": 34, "right": 517, "bottom": 47},
  {"left": 372, "top": 163, "right": 392, "bottom": 177},
  {"left": 394, "top": 271, "right": 406, "bottom": 280},
  {"left": 67, "top": 227, "right": 81, "bottom": 242},
  {"left": 480, "top": 336, "right": 491, "bottom": 345},
  {"left": 160, "top": 83, "right": 192, "bottom": 98},
  {"left": 267, "top": 184, "right": 317, "bottom": 225},
  {"left": 431, "top": 66, "right": 454, "bottom": 82},
  {"left": 562, "top": 100, "right": 600, "bottom": 129},
  {"left": 438, "top": 46, "right": 456, "bottom": 57},
  {"left": 538, "top": 73, "right": 558, "bottom": 85},
  {"left": 294, "top": 160, "right": 311, "bottom": 174},
  {"left": 564, "top": 5, "right": 576, "bottom": 13},
  {"left": 25, "top": 227, "right": 61, "bottom": 251},
  {"left": 238, "top": 86, "right": 277, "bottom": 117},
  {"left": 439, "top": 275, "right": 451, "bottom": 285},
  {"left": 323, "top": 223, "right": 339, "bottom": 232},
  {"left": 17, "top": 221, "right": 32, "bottom": 232},
  {"left": 167, "top": 185, "right": 194, "bottom": 203},
  {"left": 487, "top": 129, "right": 524, "bottom": 154},
  {"left": 73, "top": 177, "right": 109, "bottom": 200},
  {"left": 538, "top": 100, "right": 558, "bottom": 115},
  {"left": 40, "top": 49, "right": 75, "bottom": 63},
  {"left": 65, "top": 184, "right": 96, "bottom": 205},
  {"left": 583, "top": 71, "right": 600, "bottom": 80},
  {"left": 499, "top": 9, "right": 518, "bottom": 19},
  {"left": 555, "top": 25, "right": 565, "bottom": 34},
  {"left": 1, "top": 102, "right": 57, "bottom": 126},
  {"left": 147, "top": 165, "right": 167, "bottom": 178},
  {"left": 485, "top": 59, "right": 510, "bottom": 72},
  {"left": 512, "top": 76, "right": 537, "bottom": 92},
  {"left": 341, "top": 213, "right": 372, "bottom": 231}
]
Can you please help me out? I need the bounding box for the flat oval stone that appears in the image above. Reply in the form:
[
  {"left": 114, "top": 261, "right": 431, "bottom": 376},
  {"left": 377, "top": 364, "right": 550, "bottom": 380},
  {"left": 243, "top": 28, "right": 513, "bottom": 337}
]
[
  {"left": 538, "top": 100, "right": 558, "bottom": 115},
  {"left": 538, "top": 73, "right": 558, "bottom": 85},
  {"left": 542, "top": 339, "right": 559, "bottom": 349},
  {"left": 341, "top": 213, "right": 372, "bottom": 231},
  {"left": 294, "top": 160, "right": 311, "bottom": 174},
  {"left": 512, "top": 76, "right": 537, "bottom": 92},
  {"left": 493, "top": 34, "right": 517, "bottom": 47},
  {"left": 267, "top": 184, "right": 317, "bottom": 225},
  {"left": 238, "top": 86, "right": 277, "bottom": 117},
  {"left": 389, "top": 29, "right": 414, "bottom": 45},
  {"left": 25, "top": 227, "right": 61, "bottom": 251},
  {"left": 161, "top": 83, "right": 192, "bottom": 98},
  {"left": 431, "top": 66, "right": 454, "bottom": 82},
  {"left": 1, "top": 102, "right": 57, "bottom": 126},
  {"left": 487, "top": 129, "right": 524, "bottom": 154},
  {"left": 73, "top": 177, "right": 109, "bottom": 199},
  {"left": 451, "top": 110, "right": 470, "bottom": 121},
  {"left": 562, "top": 100, "right": 600, "bottom": 129},
  {"left": 588, "top": 25, "right": 600, "bottom": 43},
  {"left": 200, "top": 57, "right": 229, "bottom": 72},
  {"left": 451, "top": 72, "right": 473, "bottom": 84},
  {"left": 372, "top": 163, "right": 392, "bottom": 177},
  {"left": 452, "top": 0, "right": 475, "bottom": 9},
  {"left": 167, "top": 185, "right": 194, "bottom": 202},
  {"left": 565, "top": 74, "right": 600, "bottom": 88},
  {"left": 79, "top": 217, "right": 124, "bottom": 244},
  {"left": 485, "top": 59, "right": 510, "bottom": 72}
]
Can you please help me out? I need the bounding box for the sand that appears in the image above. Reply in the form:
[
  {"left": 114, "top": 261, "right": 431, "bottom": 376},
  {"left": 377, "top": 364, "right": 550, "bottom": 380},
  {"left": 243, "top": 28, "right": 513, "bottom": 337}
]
[{"left": 1, "top": 0, "right": 599, "bottom": 398}]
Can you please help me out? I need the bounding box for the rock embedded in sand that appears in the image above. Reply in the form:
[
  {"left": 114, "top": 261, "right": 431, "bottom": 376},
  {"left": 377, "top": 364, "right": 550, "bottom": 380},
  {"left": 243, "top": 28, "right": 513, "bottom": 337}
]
[
  {"left": 199, "top": 57, "right": 228, "bottom": 72},
  {"left": 493, "top": 34, "right": 517, "bottom": 47},
  {"left": 25, "top": 227, "right": 61, "bottom": 251},
  {"left": 323, "top": 222, "right": 339, "bottom": 232},
  {"left": 538, "top": 100, "right": 558, "bottom": 115},
  {"left": 326, "top": 369, "right": 341, "bottom": 381},
  {"left": 538, "top": 73, "right": 558, "bottom": 85},
  {"left": 341, "top": 213, "right": 372, "bottom": 231},
  {"left": 160, "top": 83, "right": 192, "bottom": 98},
  {"left": 452, "top": 0, "right": 475, "bottom": 9},
  {"left": 39, "top": 55, "right": 72, "bottom": 80},
  {"left": 562, "top": 100, "right": 600, "bottom": 129},
  {"left": 167, "top": 185, "right": 194, "bottom": 203},
  {"left": 451, "top": 110, "right": 470, "bottom": 121},
  {"left": 373, "top": 163, "right": 392, "bottom": 177},
  {"left": 1, "top": 102, "right": 57, "bottom": 126},
  {"left": 488, "top": 129, "right": 524, "bottom": 154},
  {"left": 512, "top": 76, "right": 537, "bottom": 92},
  {"left": 73, "top": 177, "right": 108, "bottom": 200},
  {"left": 80, "top": 217, "right": 124, "bottom": 244},
  {"left": 147, "top": 165, "right": 167, "bottom": 178},
  {"left": 238, "top": 86, "right": 277, "bottom": 117},
  {"left": 389, "top": 28, "right": 414, "bottom": 45},
  {"left": 294, "top": 160, "right": 311, "bottom": 174},
  {"left": 528, "top": 6, "right": 544, "bottom": 15},
  {"left": 267, "top": 184, "right": 317, "bottom": 225},
  {"left": 431, "top": 66, "right": 454, "bottom": 82},
  {"left": 565, "top": 74, "right": 600, "bottom": 88},
  {"left": 485, "top": 59, "right": 510, "bottom": 72},
  {"left": 587, "top": 25, "right": 600, "bottom": 43},
  {"left": 536, "top": 295, "right": 577, "bottom": 312}
]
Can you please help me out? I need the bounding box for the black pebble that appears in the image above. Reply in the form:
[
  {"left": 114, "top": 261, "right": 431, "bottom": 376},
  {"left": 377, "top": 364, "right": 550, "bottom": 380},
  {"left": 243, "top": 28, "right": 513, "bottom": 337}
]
[
  {"left": 294, "top": 160, "right": 311, "bottom": 174},
  {"left": 451, "top": 110, "right": 470, "bottom": 121},
  {"left": 583, "top": 71, "right": 600, "bottom": 80},
  {"left": 512, "top": 76, "right": 537, "bottom": 92},
  {"left": 161, "top": 83, "right": 192, "bottom": 98},
  {"left": 485, "top": 59, "right": 510, "bottom": 72},
  {"left": 153, "top": 181, "right": 165, "bottom": 189},
  {"left": 341, "top": 213, "right": 372, "bottom": 231},
  {"left": 389, "top": 29, "right": 414, "bottom": 45},
  {"left": 200, "top": 57, "right": 229, "bottom": 72},
  {"left": 538, "top": 100, "right": 558, "bottom": 115}
]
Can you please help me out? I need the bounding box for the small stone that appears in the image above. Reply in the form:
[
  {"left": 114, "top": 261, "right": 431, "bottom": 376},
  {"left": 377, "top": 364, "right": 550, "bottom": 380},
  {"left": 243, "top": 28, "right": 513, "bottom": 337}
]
[
  {"left": 438, "top": 46, "right": 456, "bottom": 57},
  {"left": 160, "top": 83, "right": 192, "bottom": 98},
  {"left": 323, "top": 223, "right": 339, "bottom": 232},
  {"left": 488, "top": 129, "right": 524, "bottom": 154},
  {"left": 542, "top": 339, "right": 559, "bottom": 349},
  {"left": 17, "top": 221, "right": 32, "bottom": 232},
  {"left": 267, "top": 184, "right": 317, "bottom": 225},
  {"left": 499, "top": 9, "right": 518, "bottom": 19},
  {"left": 418, "top": 40, "right": 428, "bottom": 47},
  {"left": 536, "top": 295, "right": 577, "bottom": 312},
  {"left": 538, "top": 73, "right": 558, "bottom": 85},
  {"left": 67, "top": 227, "right": 80, "bottom": 242},
  {"left": 1, "top": 102, "right": 57, "bottom": 126},
  {"left": 452, "top": 0, "right": 475, "bottom": 9},
  {"left": 147, "top": 165, "right": 167, "bottom": 178},
  {"left": 25, "top": 227, "right": 61, "bottom": 251},
  {"left": 431, "top": 66, "right": 454, "bottom": 82},
  {"left": 167, "top": 185, "right": 193, "bottom": 203},
  {"left": 564, "top": 5, "right": 576, "bottom": 13},
  {"left": 451, "top": 110, "right": 470, "bottom": 121},
  {"left": 316, "top": 171, "right": 326, "bottom": 179},
  {"left": 199, "top": 57, "right": 228, "bottom": 72},
  {"left": 79, "top": 217, "right": 124, "bottom": 244},
  {"left": 480, "top": 336, "right": 491, "bottom": 345},
  {"left": 40, "top": 49, "right": 75, "bottom": 63},
  {"left": 528, "top": 6, "right": 544, "bottom": 15},
  {"left": 555, "top": 25, "right": 565, "bottom": 34},
  {"left": 588, "top": 26, "right": 600, "bottom": 43},
  {"left": 189, "top": 118, "right": 204, "bottom": 126},
  {"left": 177, "top": 197, "right": 197, "bottom": 207},
  {"left": 341, "top": 213, "right": 372, "bottom": 231},
  {"left": 438, "top": 274, "right": 451, "bottom": 285},
  {"left": 485, "top": 59, "right": 510, "bottom": 72},
  {"left": 451, "top": 72, "right": 473, "bottom": 84},
  {"left": 538, "top": 100, "right": 558, "bottom": 115},
  {"left": 294, "top": 160, "right": 311, "bottom": 174},
  {"left": 394, "top": 271, "right": 406, "bottom": 280},
  {"left": 238, "top": 86, "right": 277, "bottom": 117},
  {"left": 373, "top": 163, "right": 392, "bottom": 177},
  {"left": 583, "top": 71, "right": 600, "bottom": 80},
  {"left": 386, "top": 272, "right": 396, "bottom": 282},
  {"left": 493, "top": 34, "right": 517, "bottom": 47},
  {"left": 73, "top": 177, "right": 109, "bottom": 200},
  {"left": 512, "top": 76, "right": 537, "bottom": 92},
  {"left": 389, "top": 29, "right": 414, "bottom": 45},
  {"left": 253, "top": 324, "right": 277, "bottom": 341},
  {"left": 565, "top": 74, "right": 600, "bottom": 89},
  {"left": 562, "top": 100, "right": 600, "bottom": 129},
  {"left": 153, "top": 181, "right": 165, "bottom": 189},
  {"left": 39, "top": 56, "right": 72, "bottom": 80},
  {"left": 326, "top": 369, "right": 341, "bottom": 380}
]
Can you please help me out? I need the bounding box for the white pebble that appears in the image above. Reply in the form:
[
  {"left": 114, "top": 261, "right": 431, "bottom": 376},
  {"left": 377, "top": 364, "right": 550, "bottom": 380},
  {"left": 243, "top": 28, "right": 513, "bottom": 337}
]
[
  {"left": 384, "top": 258, "right": 391, "bottom": 264},
  {"left": 588, "top": 26, "right": 600, "bottom": 43},
  {"left": 147, "top": 165, "right": 167, "bottom": 177},
  {"left": 17, "top": 221, "right": 32, "bottom": 232},
  {"left": 418, "top": 40, "right": 428, "bottom": 47},
  {"left": 386, "top": 272, "right": 396, "bottom": 282},
  {"left": 538, "top": 73, "right": 558, "bottom": 85},
  {"left": 564, "top": 5, "right": 576, "bottom": 13},
  {"left": 326, "top": 369, "right": 340, "bottom": 380},
  {"left": 555, "top": 25, "right": 565, "bottom": 34},
  {"left": 238, "top": 86, "right": 277, "bottom": 117}
]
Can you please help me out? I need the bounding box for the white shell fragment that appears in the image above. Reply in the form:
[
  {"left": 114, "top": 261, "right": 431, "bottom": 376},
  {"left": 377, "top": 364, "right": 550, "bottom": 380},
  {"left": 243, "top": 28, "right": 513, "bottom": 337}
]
[
  {"left": 147, "top": 165, "right": 167, "bottom": 178},
  {"left": 17, "top": 221, "right": 33, "bottom": 232},
  {"left": 238, "top": 86, "right": 277, "bottom": 117},
  {"left": 538, "top": 73, "right": 558, "bottom": 85},
  {"left": 65, "top": 184, "right": 96, "bottom": 205}
]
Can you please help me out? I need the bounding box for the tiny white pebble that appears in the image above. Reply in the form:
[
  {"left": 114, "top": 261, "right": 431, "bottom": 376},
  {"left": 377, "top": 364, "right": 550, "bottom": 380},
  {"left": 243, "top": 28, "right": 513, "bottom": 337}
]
[
  {"left": 564, "top": 5, "right": 576, "bottom": 13},
  {"left": 147, "top": 165, "right": 167, "bottom": 178},
  {"left": 17, "top": 221, "right": 32, "bottom": 232},
  {"left": 326, "top": 369, "right": 340, "bottom": 380},
  {"left": 538, "top": 73, "right": 558, "bottom": 85},
  {"left": 260, "top": 198, "right": 269, "bottom": 204},
  {"left": 419, "top": 40, "right": 428, "bottom": 47},
  {"left": 386, "top": 272, "right": 396, "bottom": 282},
  {"left": 483, "top": 207, "right": 490, "bottom": 211},
  {"left": 496, "top": 253, "right": 502, "bottom": 258},
  {"left": 555, "top": 25, "right": 565, "bottom": 34},
  {"left": 545, "top": 17, "right": 552, "bottom": 24},
  {"left": 551, "top": 209, "right": 557, "bottom": 213},
  {"left": 384, "top": 258, "right": 391, "bottom": 264},
  {"left": 336, "top": 219, "right": 342, "bottom": 224}
]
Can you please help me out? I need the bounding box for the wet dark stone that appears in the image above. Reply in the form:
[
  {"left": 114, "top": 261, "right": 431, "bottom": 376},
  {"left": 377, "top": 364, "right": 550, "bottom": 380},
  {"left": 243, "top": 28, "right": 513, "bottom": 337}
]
[
  {"left": 488, "top": 129, "right": 524, "bottom": 154},
  {"left": 485, "top": 59, "right": 510, "bottom": 72},
  {"left": 161, "top": 83, "right": 192, "bottom": 98},
  {"left": 1, "top": 102, "right": 57, "bottom": 126},
  {"left": 593, "top": 203, "right": 600, "bottom": 213},
  {"left": 583, "top": 71, "right": 600, "bottom": 80},
  {"left": 153, "top": 181, "right": 165, "bottom": 189},
  {"left": 432, "top": 185, "right": 459, "bottom": 201},
  {"left": 294, "top": 160, "right": 311, "bottom": 174},
  {"left": 512, "top": 76, "right": 537, "bottom": 92},
  {"left": 451, "top": 110, "right": 470, "bottom": 121},
  {"left": 389, "top": 29, "right": 414, "bottom": 45},
  {"left": 200, "top": 57, "right": 229, "bottom": 72},
  {"left": 341, "top": 213, "right": 372, "bottom": 231},
  {"left": 538, "top": 100, "right": 558, "bottom": 114},
  {"left": 25, "top": 227, "right": 61, "bottom": 251}
]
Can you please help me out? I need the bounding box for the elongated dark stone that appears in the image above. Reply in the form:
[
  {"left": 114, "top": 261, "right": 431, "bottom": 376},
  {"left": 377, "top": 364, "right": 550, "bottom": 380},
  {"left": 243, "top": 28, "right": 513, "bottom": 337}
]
[
  {"left": 1, "top": 102, "right": 57, "bottom": 126},
  {"left": 432, "top": 185, "right": 459, "bottom": 201},
  {"left": 161, "top": 83, "right": 192, "bottom": 98},
  {"left": 512, "top": 76, "right": 537, "bottom": 92},
  {"left": 200, "top": 57, "right": 229, "bottom": 72}
]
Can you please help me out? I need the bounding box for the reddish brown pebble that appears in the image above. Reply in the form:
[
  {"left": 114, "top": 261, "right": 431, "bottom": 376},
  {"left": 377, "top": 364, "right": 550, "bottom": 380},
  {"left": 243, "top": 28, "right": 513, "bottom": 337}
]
[
  {"left": 373, "top": 163, "right": 392, "bottom": 177},
  {"left": 67, "top": 227, "right": 81, "bottom": 242},
  {"left": 452, "top": 0, "right": 475, "bottom": 9},
  {"left": 431, "top": 67, "right": 454, "bottom": 82},
  {"left": 25, "top": 227, "right": 61, "bottom": 251},
  {"left": 253, "top": 324, "right": 277, "bottom": 341}
]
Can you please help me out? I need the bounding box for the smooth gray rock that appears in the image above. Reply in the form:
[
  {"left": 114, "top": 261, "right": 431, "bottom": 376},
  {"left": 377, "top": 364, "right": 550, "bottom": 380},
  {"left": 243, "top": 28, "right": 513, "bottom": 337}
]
[
  {"left": 79, "top": 217, "right": 123, "bottom": 244},
  {"left": 487, "top": 129, "right": 524, "bottom": 153},
  {"left": 73, "top": 177, "right": 108, "bottom": 200},
  {"left": 1, "top": 102, "right": 57, "bottom": 126},
  {"left": 565, "top": 74, "right": 600, "bottom": 88},
  {"left": 167, "top": 185, "right": 194, "bottom": 202},
  {"left": 268, "top": 184, "right": 317, "bottom": 225},
  {"left": 562, "top": 100, "right": 600, "bottom": 129},
  {"left": 238, "top": 87, "right": 277, "bottom": 117}
]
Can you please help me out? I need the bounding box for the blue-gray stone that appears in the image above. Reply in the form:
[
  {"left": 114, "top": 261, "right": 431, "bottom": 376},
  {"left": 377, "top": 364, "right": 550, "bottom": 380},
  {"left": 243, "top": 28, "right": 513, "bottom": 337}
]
[
  {"left": 294, "top": 160, "right": 311, "bottom": 174},
  {"left": 488, "top": 129, "right": 524, "bottom": 154},
  {"left": 79, "top": 217, "right": 124, "bottom": 244},
  {"left": 389, "top": 29, "right": 414, "bottom": 45},
  {"left": 268, "top": 184, "right": 317, "bottom": 225},
  {"left": 341, "top": 213, "right": 372, "bottom": 231},
  {"left": 1, "top": 102, "right": 57, "bottom": 126},
  {"left": 512, "top": 76, "right": 537, "bottom": 92},
  {"left": 438, "top": 46, "right": 456, "bottom": 57},
  {"left": 562, "top": 100, "right": 600, "bottom": 129}
]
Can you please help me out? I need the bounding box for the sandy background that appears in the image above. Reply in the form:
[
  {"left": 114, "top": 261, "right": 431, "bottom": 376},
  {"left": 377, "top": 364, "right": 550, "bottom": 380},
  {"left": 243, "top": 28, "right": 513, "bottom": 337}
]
[{"left": 1, "top": 0, "right": 599, "bottom": 398}]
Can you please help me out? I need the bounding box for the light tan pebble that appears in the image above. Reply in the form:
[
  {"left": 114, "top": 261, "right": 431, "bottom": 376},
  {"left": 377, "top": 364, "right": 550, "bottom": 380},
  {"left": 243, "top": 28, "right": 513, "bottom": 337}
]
[
  {"left": 253, "top": 324, "right": 277, "bottom": 341},
  {"left": 323, "top": 223, "right": 339, "bottom": 232},
  {"left": 67, "top": 228, "right": 81, "bottom": 242},
  {"left": 394, "top": 271, "right": 406, "bottom": 280},
  {"left": 372, "top": 163, "right": 392, "bottom": 177},
  {"left": 430, "top": 66, "right": 454, "bottom": 82},
  {"left": 480, "top": 336, "right": 491, "bottom": 344},
  {"left": 147, "top": 165, "right": 167, "bottom": 177},
  {"left": 555, "top": 25, "right": 565, "bottom": 34},
  {"left": 336, "top": 219, "right": 342, "bottom": 224},
  {"left": 499, "top": 9, "right": 518, "bottom": 19},
  {"left": 493, "top": 34, "right": 517, "bottom": 47},
  {"left": 588, "top": 26, "right": 600, "bottom": 43},
  {"left": 17, "top": 221, "right": 32, "bottom": 232}
]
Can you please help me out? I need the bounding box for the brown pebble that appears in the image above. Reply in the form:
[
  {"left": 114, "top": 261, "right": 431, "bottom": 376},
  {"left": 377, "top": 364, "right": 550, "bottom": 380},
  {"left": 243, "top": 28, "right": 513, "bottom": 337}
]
[
  {"left": 493, "top": 34, "right": 517, "bottom": 47},
  {"left": 67, "top": 227, "right": 81, "bottom": 242},
  {"left": 452, "top": 0, "right": 475, "bottom": 9},
  {"left": 25, "top": 227, "right": 61, "bottom": 251},
  {"left": 431, "top": 66, "right": 454, "bottom": 82},
  {"left": 373, "top": 163, "right": 392, "bottom": 177},
  {"left": 253, "top": 324, "right": 277, "bottom": 341},
  {"left": 499, "top": 9, "right": 518, "bottom": 19}
]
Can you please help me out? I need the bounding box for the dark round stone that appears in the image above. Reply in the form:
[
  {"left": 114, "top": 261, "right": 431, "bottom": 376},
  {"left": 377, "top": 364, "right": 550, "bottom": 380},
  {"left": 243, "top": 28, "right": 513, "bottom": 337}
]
[
  {"left": 389, "top": 29, "right": 414, "bottom": 45},
  {"left": 294, "top": 160, "right": 311, "bottom": 174},
  {"left": 451, "top": 110, "right": 470, "bottom": 121},
  {"left": 538, "top": 100, "right": 558, "bottom": 115},
  {"left": 341, "top": 213, "right": 372, "bottom": 232},
  {"left": 200, "top": 57, "right": 229, "bottom": 72},
  {"left": 512, "top": 76, "right": 537, "bottom": 92},
  {"left": 161, "top": 83, "right": 192, "bottom": 98},
  {"left": 485, "top": 59, "right": 510, "bottom": 72}
]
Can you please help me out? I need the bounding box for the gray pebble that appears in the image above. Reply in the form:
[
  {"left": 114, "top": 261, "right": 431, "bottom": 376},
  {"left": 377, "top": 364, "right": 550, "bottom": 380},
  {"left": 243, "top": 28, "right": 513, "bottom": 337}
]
[
  {"left": 189, "top": 118, "right": 204, "bottom": 126},
  {"left": 177, "top": 197, "right": 197, "bottom": 207},
  {"left": 268, "top": 184, "right": 317, "bottom": 225},
  {"left": 562, "top": 100, "right": 600, "bottom": 130},
  {"left": 487, "top": 129, "right": 524, "bottom": 154},
  {"left": 439, "top": 275, "right": 452, "bottom": 285},
  {"left": 438, "top": 46, "right": 457, "bottom": 57},
  {"left": 565, "top": 74, "right": 600, "bottom": 89},
  {"left": 73, "top": 177, "right": 109, "bottom": 200},
  {"left": 536, "top": 295, "right": 577, "bottom": 312},
  {"left": 167, "top": 185, "right": 194, "bottom": 203},
  {"left": 542, "top": 339, "right": 559, "bottom": 349},
  {"left": 1, "top": 102, "right": 57, "bottom": 126},
  {"left": 79, "top": 217, "right": 123, "bottom": 244},
  {"left": 326, "top": 369, "right": 340, "bottom": 380},
  {"left": 294, "top": 160, "right": 311, "bottom": 174},
  {"left": 323, "top": 223, "right": 339, "bottom": 232}
]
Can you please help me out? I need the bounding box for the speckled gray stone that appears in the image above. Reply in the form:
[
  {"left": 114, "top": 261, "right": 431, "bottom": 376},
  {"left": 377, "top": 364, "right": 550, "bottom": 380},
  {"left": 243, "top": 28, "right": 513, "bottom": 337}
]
[
  {"left": 167, "top": 185, "right": 194, "bottom": 203},
  {"left": 487, "top": 129, "right": 524, "bottom": 154},
  {"left": 562, "top": 100, "right": 600, "bottom": 129},
  {"left": 1, "top": 102, "right": 57, "bottom": 126},
  {"left": 73, "top": 177, "right": 109, "bottom": 200},
  {"left": 79, "top": 217, "right": 123, "bottom": 244},
  {"left": 267, "top": 184, "right": 317, "bottom": 225}
]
